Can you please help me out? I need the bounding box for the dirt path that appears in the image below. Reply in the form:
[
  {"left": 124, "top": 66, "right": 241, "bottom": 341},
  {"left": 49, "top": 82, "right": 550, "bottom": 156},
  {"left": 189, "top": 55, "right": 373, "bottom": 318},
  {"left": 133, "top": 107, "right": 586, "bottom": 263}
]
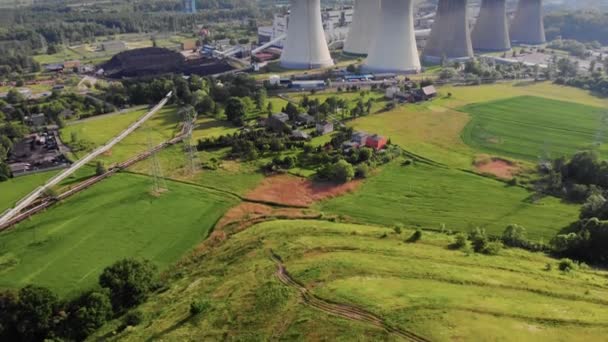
[{"left": 271, "top": 253, "right": 431, "bottom": 342}]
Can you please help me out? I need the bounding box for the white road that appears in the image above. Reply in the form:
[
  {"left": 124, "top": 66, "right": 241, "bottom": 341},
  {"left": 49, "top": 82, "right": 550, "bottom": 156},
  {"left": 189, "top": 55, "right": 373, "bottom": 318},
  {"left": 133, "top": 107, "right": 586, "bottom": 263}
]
[{"left": 0, "top": 92, "right": 173, "bottom": 226}]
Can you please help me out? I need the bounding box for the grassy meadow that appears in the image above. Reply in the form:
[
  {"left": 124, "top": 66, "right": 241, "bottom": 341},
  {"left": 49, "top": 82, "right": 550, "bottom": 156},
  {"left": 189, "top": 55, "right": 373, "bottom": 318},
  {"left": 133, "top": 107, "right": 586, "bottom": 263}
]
[
  {"left": 0, "top": 173, "right": 237, "bottom": 297},
  {"left": 0, "top": 170, "right": 58, "bottom": 212},
  {"left": 461, "top": 96, "right": 608, "bottom": 161},
  {"left": 91, "top": 219, "right": 608, "bottom": 341},
  {"left": 320, "top": 162, "right": 578, "bottom": 240}
]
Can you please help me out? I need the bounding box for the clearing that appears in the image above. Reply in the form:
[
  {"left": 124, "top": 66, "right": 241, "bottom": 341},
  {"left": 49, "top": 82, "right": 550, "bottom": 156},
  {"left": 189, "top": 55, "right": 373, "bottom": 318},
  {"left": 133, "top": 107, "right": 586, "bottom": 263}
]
[
  {"left": 0, "top": 172, "right": 237, "bottom": 297},
  {"left": 474, "top": 156, "right": 520, "bottom": 179},
  {"left": 319, "top": 162, "right": 578, "bottom": 240},
  {"left": 90, "top": 219, "right": 608, "bottom": 341},
  {"left": 461, "top": 96, "right": 608, "bottom": 161},
  {"left": 245, "top": 174, "right": 361, "bottom": 207}
]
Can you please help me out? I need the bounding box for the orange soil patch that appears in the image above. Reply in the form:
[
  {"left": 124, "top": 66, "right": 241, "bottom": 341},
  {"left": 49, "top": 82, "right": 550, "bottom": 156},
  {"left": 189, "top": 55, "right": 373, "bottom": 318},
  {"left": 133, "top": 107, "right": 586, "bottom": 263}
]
[
  {"left": 245, "top": 175, "right": 362, "bottom": 207},
  {"left": 475, "top": 157, "right": 519, "bottom": 179}
]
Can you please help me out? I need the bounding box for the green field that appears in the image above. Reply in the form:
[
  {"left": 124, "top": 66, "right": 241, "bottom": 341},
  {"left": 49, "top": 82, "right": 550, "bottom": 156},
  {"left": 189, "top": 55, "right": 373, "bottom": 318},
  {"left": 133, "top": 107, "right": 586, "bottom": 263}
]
[
  {"left": 0, "top": 170, "right": 57, "bottom": 212},
  {"left": 91, "top": 220, "right": 608, "bottom": 341},
  {"left": 461, "top": 96, "right": 608, "bottom": 161},
  {"left": 0, "top": 173, "right": 237, "bottom": 297},
  {"left": 61, "top": 105, "right": 180, "bottom": 164},
  {"left": 320, "top": 162, "right": 578, "bottom": 240}
]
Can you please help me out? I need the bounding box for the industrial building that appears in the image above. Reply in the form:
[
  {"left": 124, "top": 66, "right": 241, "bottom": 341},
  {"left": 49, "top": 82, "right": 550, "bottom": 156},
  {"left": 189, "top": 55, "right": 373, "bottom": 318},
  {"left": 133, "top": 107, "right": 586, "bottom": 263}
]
[
  {"left": 258, "top": 6, "right": 353, "bottom": 49},
  {"left": 423, "top": 0, "right": 473, "bottom": 62},
  {"left": 363, "top": 0, "right": 421, "bottom": 74},
  {"left": 471, "top": 0, "right": 511, "bottom": 52},
  {"left": 343, "top": 0, "right": 380, "bottom": 56},
  {"left": 280, "top": 0, "right": 334, "bottom": 69},
  {"left": 510, "top": 0, "right": 546, "bottom": 45}
]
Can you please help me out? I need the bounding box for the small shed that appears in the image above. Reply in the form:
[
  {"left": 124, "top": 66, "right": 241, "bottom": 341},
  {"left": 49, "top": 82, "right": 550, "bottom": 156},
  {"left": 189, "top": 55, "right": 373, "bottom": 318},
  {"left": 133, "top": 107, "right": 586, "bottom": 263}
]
[{"left": 316, "top": 121, "right": 334, "bottom": 135}]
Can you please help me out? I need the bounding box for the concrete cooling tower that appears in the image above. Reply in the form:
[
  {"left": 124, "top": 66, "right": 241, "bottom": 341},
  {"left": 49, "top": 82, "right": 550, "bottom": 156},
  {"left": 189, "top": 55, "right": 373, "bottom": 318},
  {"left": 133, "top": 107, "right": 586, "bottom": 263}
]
[
  {"left": 423, "top": 0, "right": 473, "bottom": 62},
  {"left": 471, "top": 0, "right": 511, "bottom": 51},
  {"left": 280, "top": 0, "right": 334, "bottom": 69},
  {"left": 343, "top": 0, "right": 380, "bottom": 56},
  {"left": 363, "top": 0, "right": 421, "bottom": 74},
  {"left": 510, "top": 0, "right": 546, "bottom": 45}
]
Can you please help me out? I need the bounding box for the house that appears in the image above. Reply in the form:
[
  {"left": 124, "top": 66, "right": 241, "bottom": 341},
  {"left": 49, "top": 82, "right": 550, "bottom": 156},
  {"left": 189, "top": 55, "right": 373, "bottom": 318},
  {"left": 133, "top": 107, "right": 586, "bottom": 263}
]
[
  {"left": 385, "top": 86, "right": 400, "bottom": 99},
  {"left": 181, "top": 40, "right": 197, "bottom": 51},
  {"left": 44, "top": 63, "right": 64, "bottom": 72},
  {"left": 316, "top": 121, "right": 334, "bottom": 135},
  {"left": 365, "top": 134, "right": 388, "bottom": 150},
  {"left": 267, "top": 112, "right": 290, "bottom": 132},
  {"left": 28, "top": 113, "right": 47, "bottom": 127},
  {"left": 291, "top": 130, "right": 310, "bottom": 140},
  {"left": 296, "top": 113, "right": 315, "bottom": 126},
  {"left": 415, "top": 85, "right": 437, "bottom": 101},
  {"left": 352, "top": 131, "right": 369, "bottom": 145}
]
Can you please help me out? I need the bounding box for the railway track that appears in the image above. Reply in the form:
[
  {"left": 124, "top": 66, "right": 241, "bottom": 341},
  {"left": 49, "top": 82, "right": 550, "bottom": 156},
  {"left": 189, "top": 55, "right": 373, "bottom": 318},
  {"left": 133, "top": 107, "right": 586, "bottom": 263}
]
[
  {"left": 0, "top": 126, "right": 189, "bottom": 232},
  {"left": 271, "top": 253, "right": 431, "bottom": 342}
]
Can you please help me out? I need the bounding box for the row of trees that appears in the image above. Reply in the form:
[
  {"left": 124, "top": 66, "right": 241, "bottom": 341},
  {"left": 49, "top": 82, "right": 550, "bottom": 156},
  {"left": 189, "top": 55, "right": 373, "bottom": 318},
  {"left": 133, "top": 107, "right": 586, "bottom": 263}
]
[{"left": 0, "top": 258, "right": 157, "bottom": 341}]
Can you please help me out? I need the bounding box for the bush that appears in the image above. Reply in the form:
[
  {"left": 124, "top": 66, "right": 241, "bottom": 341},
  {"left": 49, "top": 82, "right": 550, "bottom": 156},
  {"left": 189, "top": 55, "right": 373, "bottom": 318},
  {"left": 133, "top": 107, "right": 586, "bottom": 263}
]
[
  {"left": 122, "top": 311, "right": 144, "bottom": 327},
  {"left": 190, "top": 299, "right": 211, "bottom": 316},
  {"left": 407, "top": 229, "right": 422, "bottom": 243},
  {"left": 558, "top": 258, "right": 577, "bottom": 272},
  {"left": 99, "top": 259, "right": 158, "bottom": 313},
  {"left": 450, "top": 233, "right": 468, "bottom": 250},
  {"left": 393, "top": 225, "right": 403, "bottom": 235},
  {"left": 355, "top": 163, "right": 369, "bottom": 179},
  {"left": 502, "top": 224, "right": 528, "bottom": 248},
  {"left": 483, "top": 241, "right": 503, "bottom": 255}
]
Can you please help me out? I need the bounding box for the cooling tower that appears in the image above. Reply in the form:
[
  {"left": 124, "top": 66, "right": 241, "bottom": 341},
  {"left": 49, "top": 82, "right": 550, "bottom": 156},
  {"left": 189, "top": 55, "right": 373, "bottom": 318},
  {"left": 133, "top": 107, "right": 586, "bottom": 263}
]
[
  {"left": 423, "top": 0, "right": 473, "bottom": 62},
  {"left": 280, "top": 0, "right": 334, "bottom": 69},
  {"left": 363, "top": 0, "right": 420, "bottom": 74},
  {"left": 471, "top": 0, "right": 510, "bottom": 51},
  {"left": 343, "top": 0, "right": 380, "bottom": 56},
  {"left": 510, "top": 0, "right": 546, "bottom": 45}
]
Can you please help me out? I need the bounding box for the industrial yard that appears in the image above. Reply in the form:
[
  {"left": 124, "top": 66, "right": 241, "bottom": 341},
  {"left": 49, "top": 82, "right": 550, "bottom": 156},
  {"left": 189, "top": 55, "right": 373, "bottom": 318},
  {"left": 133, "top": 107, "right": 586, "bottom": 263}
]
[{"left": 2, "top": 0, "right": 608, "bottom": 341}]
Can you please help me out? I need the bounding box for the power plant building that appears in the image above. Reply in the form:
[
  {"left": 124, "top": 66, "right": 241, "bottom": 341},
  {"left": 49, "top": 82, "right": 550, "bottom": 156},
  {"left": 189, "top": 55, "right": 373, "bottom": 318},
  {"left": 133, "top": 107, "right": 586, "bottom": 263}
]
[
  {"left": 343, "top": 0, "right": 380, "bottom": 56},
  {"left": 423, "top": 0, "right": 473, "bottom": 62},
  {"left": 471, "top": 0, "right": 510, "bottom": 51},
  {"left": 510, "top": 0, "right": 546, "bottom": 45},
  {"left": 280, "top": 0, "right": 334, "bottom": 69},
  {"left": 363, "top": 0, "right": 420, "bottom": 74}
]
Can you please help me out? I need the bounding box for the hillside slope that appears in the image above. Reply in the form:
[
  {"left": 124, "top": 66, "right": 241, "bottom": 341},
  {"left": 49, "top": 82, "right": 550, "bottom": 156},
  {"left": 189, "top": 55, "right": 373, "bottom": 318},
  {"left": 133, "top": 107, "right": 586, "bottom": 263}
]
[{"left": 91, "top": 220, "right": 608, "bottom": 341}]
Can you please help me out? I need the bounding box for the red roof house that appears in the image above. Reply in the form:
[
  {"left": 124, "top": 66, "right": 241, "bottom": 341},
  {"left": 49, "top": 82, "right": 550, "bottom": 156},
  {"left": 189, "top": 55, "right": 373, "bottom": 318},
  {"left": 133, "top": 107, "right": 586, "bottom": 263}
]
[{"left": 365, "top": 134, "right": 388, "bottom": 150}]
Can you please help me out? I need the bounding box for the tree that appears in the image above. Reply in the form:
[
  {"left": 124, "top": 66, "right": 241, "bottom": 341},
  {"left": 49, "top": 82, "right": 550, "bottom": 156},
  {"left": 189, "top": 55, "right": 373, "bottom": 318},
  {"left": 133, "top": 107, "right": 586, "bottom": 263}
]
[
  {"left": 502, "top": 224, "right": 528, "bottom": 248},
  {"left": 0, "top": 291, "right": 18, "bottom": 340},
  {"left": 254, "top": 88, "right": 267, "bottom": 110},
  {"left": 266, "top": 102, "right": 273, "bottom": 118},
  {"left": 6, "top": 89, "right": 24, "bottom": 104},
  {"left": 331, "top": 160, "right": 355, "bottom": 183},
  {"left": 99, "top": 259, "right": 157, "bottom": 312},
  {"left": 224, "top": 97, "right": 246, "bottom": 125},
  {"left": 95, "top": 161, "right": 106, "bottom": 176},
  {"left": 15, "top": 285, "right": 59, "bottom": 341},
  {"left": 283, "top": 102, "right": 299, "bottom": 120},
  {"left": 63, "top": 290, "right": 113, "bottom": 341}
]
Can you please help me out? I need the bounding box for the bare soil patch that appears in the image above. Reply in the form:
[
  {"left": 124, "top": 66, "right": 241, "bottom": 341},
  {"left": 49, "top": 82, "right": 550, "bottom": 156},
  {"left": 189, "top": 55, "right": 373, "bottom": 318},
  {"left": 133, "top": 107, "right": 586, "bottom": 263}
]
[
  {"left": 474, "top": 156, "right": 519, "bottom": 179},
  {"left": 245, "top": 175, "right": 362, "bottom": 207}
]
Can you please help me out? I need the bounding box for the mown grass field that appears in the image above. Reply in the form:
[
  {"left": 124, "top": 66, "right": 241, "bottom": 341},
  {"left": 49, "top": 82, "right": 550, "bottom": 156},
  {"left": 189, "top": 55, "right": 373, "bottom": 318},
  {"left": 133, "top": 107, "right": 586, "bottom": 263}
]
[
  {"left": 0, "top": 173, "right": 237, "bottom": 297},
  {"left": 91, "top": 219, "right": 608, "bottom": 341},
  {"left": 461, "top": 96, "right": 608, "bottom": 161},
  {"left": 320, "top": 162, "right": 578, "bottom": 240},
  {"left": 0, "top": 170, "right": 57, "bottom": 212},
  {"left": 61, "top": 105, "right": 180, "bottom": 165}
]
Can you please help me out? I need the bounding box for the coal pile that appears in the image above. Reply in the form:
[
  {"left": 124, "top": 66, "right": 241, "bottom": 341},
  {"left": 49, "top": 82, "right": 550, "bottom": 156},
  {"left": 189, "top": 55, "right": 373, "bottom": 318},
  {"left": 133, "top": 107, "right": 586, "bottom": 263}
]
[{"left": 101, "top": 47, "right": 234, "bottom": 78}]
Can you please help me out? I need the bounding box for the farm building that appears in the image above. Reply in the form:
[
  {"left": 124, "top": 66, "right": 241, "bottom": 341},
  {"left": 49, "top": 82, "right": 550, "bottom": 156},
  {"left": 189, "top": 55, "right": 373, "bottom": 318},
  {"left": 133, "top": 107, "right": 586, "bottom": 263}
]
[
  {"left": 291, "top": 130, "right": 310, "bottom": 140},
  {"left": 267, "top": 112, "right": 290, "bottom": 132},
  {"left": 365, "top": 134, "right": 388, "bottom": 150},
  {"left": 316, "top": 121, "right": 334, "bottom": 135},
  {"left": 296, "top": 113, "right": 315, "bottom": 126}
]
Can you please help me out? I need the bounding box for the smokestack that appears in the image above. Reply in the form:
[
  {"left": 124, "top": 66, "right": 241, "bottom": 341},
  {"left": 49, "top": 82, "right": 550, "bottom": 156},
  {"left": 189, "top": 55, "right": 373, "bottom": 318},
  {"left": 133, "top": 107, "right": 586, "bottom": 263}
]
[
  {"left": 280, "top": 0, "right": 334, "bottom": 69},
  {"left": 363, "top": 0, "right": 420, "bottom": 74},
  {"left": 510, "top": 0, "right": 546, "bottom": 45},
  {"left": 343, "top": 0, "right": 380, "bottom": 56},
  {"left": 472, "top": 0, "right": 510, "bottom": 51},
  {"left": 423, "top": 0, "right": 473, "bottom": 62}
]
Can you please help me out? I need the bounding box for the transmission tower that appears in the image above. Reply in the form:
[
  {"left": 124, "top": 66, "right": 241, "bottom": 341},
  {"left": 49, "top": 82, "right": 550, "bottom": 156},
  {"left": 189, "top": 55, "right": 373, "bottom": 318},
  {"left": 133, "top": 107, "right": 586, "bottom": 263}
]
[
  {"left": 183, "top": 110, "right": 200, "bottom": 176},
  {"left": 147, "top": 126, "right": 167, "bottom": 194}
]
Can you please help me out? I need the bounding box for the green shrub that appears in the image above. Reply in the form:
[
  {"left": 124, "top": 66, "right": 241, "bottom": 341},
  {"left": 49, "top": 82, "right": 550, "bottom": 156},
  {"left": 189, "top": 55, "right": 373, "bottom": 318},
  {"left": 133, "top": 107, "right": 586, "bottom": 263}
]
[
  {"left": 190, "top": 299, "right": 211, "bottom": 316},
  {"left": 393, "top": 225, "right": 402, "bottom": 235},
  {"left": 558, "top": 258, "right": 577, "bottom": 272},
  {"left": 123, "top": 310, "right": 144, "bottom": 327},
  {"left": 450, "top": 233, "right": 468, "bottom": 250},
  {"left": 407, "top": 229, "right": 422, "bottom": 243},
  {"left": 483, "top": 241, "right": 503, "bottom": 255}
]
